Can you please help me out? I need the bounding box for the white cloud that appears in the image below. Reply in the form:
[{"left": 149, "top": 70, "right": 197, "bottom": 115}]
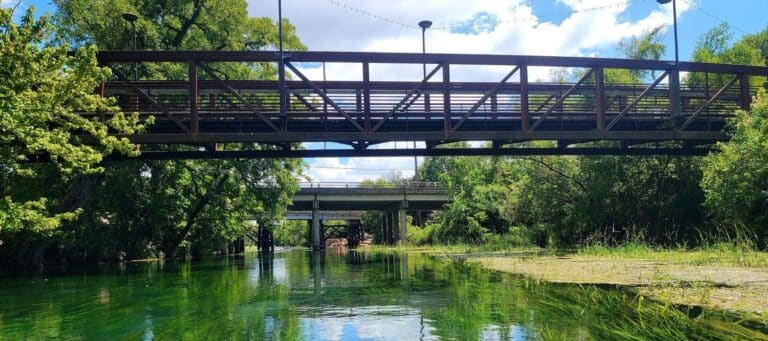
[{"left": 249, "top": 0, "right": 691, "bottom": 182}]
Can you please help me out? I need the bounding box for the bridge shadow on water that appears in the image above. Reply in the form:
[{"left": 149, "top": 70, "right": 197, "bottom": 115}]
[{"left": 0, "top": 249, "right": 766, "bottom": 339}]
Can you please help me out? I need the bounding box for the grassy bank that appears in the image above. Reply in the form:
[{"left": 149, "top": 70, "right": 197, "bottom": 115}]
[{"left": 366, "top": 242, "right": 768, "bottom": 317}]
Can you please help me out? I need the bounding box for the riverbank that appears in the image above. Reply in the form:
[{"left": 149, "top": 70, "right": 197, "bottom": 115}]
[{"left": 373, "top": 244, "right": 768, "bottom": 317}]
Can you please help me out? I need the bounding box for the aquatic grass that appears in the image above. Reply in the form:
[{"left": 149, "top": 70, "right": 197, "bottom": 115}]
[{"left": 575, "top": 241, "right": 768, "bottom": 268}]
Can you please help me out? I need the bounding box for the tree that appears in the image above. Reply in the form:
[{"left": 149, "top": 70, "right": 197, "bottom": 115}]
[
  {"left": 1, "top": 0, "right": 309, "bottom": 266},
  {"left": 0, "top": 7, "right": 143, "bottom": 236},
  {"left": 701, "top": 92, "right": 768, "bottom": 247}
]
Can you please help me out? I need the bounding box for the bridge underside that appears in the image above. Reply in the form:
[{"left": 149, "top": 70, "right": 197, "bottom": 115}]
[{"left": 83, "top": 51, "right": 768, "bottom": 158}]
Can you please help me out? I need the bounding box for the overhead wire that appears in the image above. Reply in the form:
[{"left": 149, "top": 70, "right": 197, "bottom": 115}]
[
  {"left": 322, "top": 0, "right": 636, "bottom": 32},
  {"left": 679, "top": 0, "right": 746, "bottom": 34}
]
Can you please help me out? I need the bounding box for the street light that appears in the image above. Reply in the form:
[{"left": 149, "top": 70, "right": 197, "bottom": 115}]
[
  {"left": 121, "top": 12, "right": 139, "bottom": 80},
  {"left": 415, "top": 20, "right": 432, "bottom": 180},
  {"left": 656, "top": 0, "right": 681, "bottom": 121}
]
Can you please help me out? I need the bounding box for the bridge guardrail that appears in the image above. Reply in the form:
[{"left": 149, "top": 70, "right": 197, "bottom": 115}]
[{"left": 299, "top": 181, "right": 446, "bottom": 192}]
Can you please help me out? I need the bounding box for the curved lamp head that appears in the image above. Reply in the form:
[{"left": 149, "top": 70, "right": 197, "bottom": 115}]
[
  {"left": 418, "top": 20, "right": 433, "bottom": 30},
  {"left": 121, "top": 12, "right": 139, "bottom": 22},
  {"left": 656, "top": 0, "right": 672, "bottom": 4}
]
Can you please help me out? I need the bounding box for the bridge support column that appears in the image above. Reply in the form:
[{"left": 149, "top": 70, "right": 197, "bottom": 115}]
[
  {"left": 398, "top": 208, "right": 407, "bottom": 244},
  {"left": 312, "top": 200, "right": 321, "bottom": 250}
]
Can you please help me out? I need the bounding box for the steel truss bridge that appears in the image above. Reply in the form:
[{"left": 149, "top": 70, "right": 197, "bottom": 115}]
[{"left": 91, "top": 51, "right": 768, "bottom": 157}]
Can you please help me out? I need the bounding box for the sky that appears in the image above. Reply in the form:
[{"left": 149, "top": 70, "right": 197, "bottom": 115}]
[{"left": 14, "top": 0, "right": 768, "bottom": 183}]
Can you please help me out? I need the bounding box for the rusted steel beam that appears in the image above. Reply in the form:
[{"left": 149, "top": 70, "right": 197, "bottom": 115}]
[
  {"left": 96, "top": 51, "right": 768, "bottom": 76},
  {"left": 530, "top": 68, "right": 595, "bottom": 131},
  {"left": 113, "top": 130, "right": 728, "bottom": 145},
  {"left": 112, "top": 69, "right": 190, "bottom": 133},
  {"left": 680, "top": 76, "right": 739, "bottom": 130},
  {"left": 362, "top": 62, "right": 371, "bottom": 131},
  {"left": 442, "top": 63, "right": 452, "bottom": 132},
  {"left": 98, "top": 146, "right": 715, "bottom": 161},
  {"left": 452, "top": 65, "right": 520, "bottom": 131},
  {"left": 196, "top": 62, "right": 280, "bottom": 132},
  {"left": 188, "top": 61, "right": 199, "bottom": 133},
  {"left": 293, "top": 93, "right": 319, "bottom": 111},
  {"left": 285, "top": 62, "right": 364, "bottom": 131},
  {"left": 520, "top": 65, "right": 530, "bottom": 132},
  {"left": 740, "top": 73, "right": 751, "bottom": 110},
  {"left": 372, "top": 63, "right": 443, "bottom": 132},
  {"left": 595, "top": 67, "right": 606, "bottom": 134},
  {"left": 606, "top": 70, "right": 669, "bottom": 131}
]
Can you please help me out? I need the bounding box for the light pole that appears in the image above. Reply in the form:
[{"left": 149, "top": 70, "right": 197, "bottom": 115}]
[
  {"left": 121, "top": 12, "right": 138, "bottom": 80},
  {"left": 657, "top": 0, "right": 681, "bottom": 122},
  {"left": 418, "top": 20, "right": 432, "bottom": 78},
  {"left": 416, "top": 20, "right": 432, "bottom": 180}
]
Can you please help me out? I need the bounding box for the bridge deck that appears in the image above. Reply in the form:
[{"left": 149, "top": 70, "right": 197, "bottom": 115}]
[{"left": 89, "top": 51, "right": 768, "bottom": 156}]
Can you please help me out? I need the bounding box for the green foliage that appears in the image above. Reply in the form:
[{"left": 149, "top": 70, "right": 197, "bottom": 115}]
[
  {"left": 1, "top": 2, "right": 307, "bottom": 270},
  {"left": 273, "top": 220, "right": 308, "bottom": 247},
  {"left": 688, "top": 23, "right": 765, "bottom": 87},
  {"left": 0, "top": 7, "right": 144, "bottom": 235},
  {"left": 702, "top": 92, "right": 768, "bottom": 247}
]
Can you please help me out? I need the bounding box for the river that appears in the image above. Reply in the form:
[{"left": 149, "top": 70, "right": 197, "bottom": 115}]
[{"left": 0, "top": 249, "right": 765, "bottom": 340}]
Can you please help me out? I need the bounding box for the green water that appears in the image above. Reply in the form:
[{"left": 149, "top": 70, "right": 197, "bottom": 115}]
[{"left": 0, "top": 250, "right": 766, "bottom": 340}]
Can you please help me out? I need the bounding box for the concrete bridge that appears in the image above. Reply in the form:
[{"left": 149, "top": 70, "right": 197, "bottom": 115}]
[{"left": 289, "top": 182, "right": 450, "bottom": 249}]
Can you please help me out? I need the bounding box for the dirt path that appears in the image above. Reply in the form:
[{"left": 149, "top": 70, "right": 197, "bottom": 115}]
[{"left": 468, "top": 255, "right": 768, "bottom": 314}]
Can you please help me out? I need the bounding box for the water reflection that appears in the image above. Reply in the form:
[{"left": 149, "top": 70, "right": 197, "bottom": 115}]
[{"left": 0, "top": 249, "right": 765, "bottom": 340}]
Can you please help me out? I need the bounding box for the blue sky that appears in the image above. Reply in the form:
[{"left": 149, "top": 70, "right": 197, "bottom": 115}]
[{"left": 17, "top": 0, "right": 768, "bottom": 182}]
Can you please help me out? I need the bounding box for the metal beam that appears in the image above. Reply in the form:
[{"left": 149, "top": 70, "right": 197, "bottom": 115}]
[
  {"left": 530, "top": 68, "right": 595, "bottom": 131},
  {"left": 196, "top": 62, "right": 280, "bottom": 132},
  {"left": 97, "top": 51, "right": 768, "bottom": 75},
  {"left": 285, "top": 62, "right": 364, "bottom": 131},
  {"left": 92, "top": 147, "right": 716, "bottom": 161},
  {"left": 680, "top": 76, "right": 739, "bottom": 130},
  {"left": 452, "top": 65, "right": 520, "bottom": 131},
  {"left": 372, "top": 63, "right": 443, "bottom": 132},
  {"left": 606, "top": 70, "right": 669, "bottom": 131},
  {"left": 112, "top": 70, "right": 190, "bottom": 133}
]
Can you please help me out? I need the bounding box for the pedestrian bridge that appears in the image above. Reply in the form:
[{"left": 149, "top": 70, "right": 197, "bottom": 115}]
[{"left": 86, "top": 50, "right": 768, "bottom": 158}]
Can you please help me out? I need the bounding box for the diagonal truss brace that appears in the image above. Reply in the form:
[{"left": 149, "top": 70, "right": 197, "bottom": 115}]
[
  {"left": 197, "top": 62, "right": 280, "bottom": 132},
  {"left": 530, "top": 68, "right": 595, "bottom": 131},
  {"left": 605, "top": 70, "right": 669, "bottom": 131},
  {"left": 680, "top": 75, "right": 739, "bottom": 130},
  {"left": 452, "top": 65, "right": 520, "bottom": 131},
  {"left": 285, "top": 62, "right": 364, "bottom": 131},
  {"left": 112, "top": 69, "right": 191, "bottom": 133},
  {"left": 372, "top": 63, "right": 443, "bottom": 132}
]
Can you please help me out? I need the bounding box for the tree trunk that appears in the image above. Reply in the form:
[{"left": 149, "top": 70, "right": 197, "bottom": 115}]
[{"left": 165, "top": 172, "right": 230, "bottom": 258}]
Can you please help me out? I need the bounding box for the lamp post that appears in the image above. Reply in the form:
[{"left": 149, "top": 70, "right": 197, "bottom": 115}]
[
  {"left": 415, "top": 20, "right": 432, "bottom": 180},
  {"left": 657, "top": 0, "right": 681, "bottom": 121},
  {"left": 121, "top": 12, "right": 138, "bottom": 80},
  {"left": 418, "top": 20, "right": 432, "bottom": 78}
]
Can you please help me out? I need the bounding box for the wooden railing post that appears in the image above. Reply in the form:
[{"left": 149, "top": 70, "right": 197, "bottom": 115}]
[
  {"left": 595, "top": 67, "right": 606, "bottom": 133},
  {"left": 520, "top": 64, "right": 529, "bottom": 132},
  {"left": 188, "top": 60, "right": 199, "bottom": 133}
]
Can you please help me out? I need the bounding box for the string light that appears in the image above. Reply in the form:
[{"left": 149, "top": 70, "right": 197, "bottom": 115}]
[{"left": 323, "top": 0, "right": 636, "bottom": 32}]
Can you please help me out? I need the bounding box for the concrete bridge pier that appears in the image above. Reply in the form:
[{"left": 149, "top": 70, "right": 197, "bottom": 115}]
[
  {"left": 398, "top": 200, "right": 408, "bottom": 244},
  {"left": 311, "top": 200, "right": 322, "bottom": 250}
]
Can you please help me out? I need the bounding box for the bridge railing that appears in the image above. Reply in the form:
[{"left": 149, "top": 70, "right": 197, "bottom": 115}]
[
  {"left": 299, "top": 181, "right": 445, "bottom": 192},
  {"left": 86, "top": 51, "right": 768, "bottom": 148}
]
